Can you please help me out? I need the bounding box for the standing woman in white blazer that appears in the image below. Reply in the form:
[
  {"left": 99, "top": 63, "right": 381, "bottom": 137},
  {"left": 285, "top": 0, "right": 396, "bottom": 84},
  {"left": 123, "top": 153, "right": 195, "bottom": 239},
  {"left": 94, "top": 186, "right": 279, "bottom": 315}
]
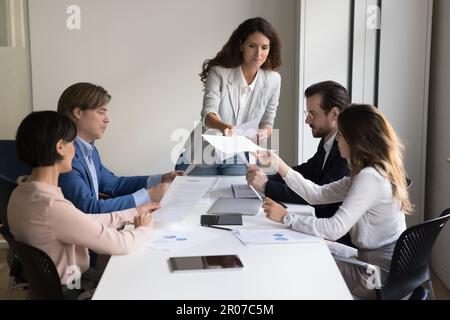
[
  {"left": 176, "top": 17, "right": 282, "bottom": 175},
  {"left": 256, "top": 105, "right": 412, "bottom": 299}
]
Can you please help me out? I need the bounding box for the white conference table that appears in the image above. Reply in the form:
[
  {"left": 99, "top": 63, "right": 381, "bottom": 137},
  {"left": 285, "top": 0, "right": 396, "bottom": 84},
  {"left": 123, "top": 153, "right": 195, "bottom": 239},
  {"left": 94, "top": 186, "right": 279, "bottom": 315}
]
[{"left": 93, "top": 176, "right": 352, "bottom": 300}]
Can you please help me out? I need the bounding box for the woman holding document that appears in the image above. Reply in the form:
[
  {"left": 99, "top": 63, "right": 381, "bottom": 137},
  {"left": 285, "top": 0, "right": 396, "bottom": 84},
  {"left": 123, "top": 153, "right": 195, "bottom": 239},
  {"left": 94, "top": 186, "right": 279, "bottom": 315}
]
[
  {"left": 176, "top": 17, "right": 282, "bottom": 175},
  {"left": 255, "top": 105, "right": 411, "bottom": 299},
  {"left": 8, "top": 111, "right": 159, "bottom": 298}
]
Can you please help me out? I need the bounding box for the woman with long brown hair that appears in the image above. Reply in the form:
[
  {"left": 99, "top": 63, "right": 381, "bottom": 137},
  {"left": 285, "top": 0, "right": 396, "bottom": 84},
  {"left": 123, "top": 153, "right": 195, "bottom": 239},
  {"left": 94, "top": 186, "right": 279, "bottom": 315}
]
[
  {"left": 256, "top": 104, "right": 411, "bottom": 299},
  {"left": 177, "top": 17, "right": 282, "bottom": 175}
]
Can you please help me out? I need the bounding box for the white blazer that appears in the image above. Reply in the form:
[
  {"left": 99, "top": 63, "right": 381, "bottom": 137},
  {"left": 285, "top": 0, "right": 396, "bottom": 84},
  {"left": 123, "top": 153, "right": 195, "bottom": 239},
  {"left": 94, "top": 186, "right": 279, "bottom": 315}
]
[
  {"left": 201, "top": 65, "right": 281, "bottom": 127},
  {"left": 183, "top": 66, "right": 281, "bottom": 164}
]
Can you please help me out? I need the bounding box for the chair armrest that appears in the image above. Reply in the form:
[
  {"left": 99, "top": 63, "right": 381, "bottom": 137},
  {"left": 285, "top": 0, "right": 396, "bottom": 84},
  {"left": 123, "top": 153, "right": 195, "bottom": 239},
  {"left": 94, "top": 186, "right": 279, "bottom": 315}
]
[
  {"left": 333, "top": 255, "right": 374, "bottom": 269},
  {"left": 333, "top": 255, "right": 389, "bottom": 272}
]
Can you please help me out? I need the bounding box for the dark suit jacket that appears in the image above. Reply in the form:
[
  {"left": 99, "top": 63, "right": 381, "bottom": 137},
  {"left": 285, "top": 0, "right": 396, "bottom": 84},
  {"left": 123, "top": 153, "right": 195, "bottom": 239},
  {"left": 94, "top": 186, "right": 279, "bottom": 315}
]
[{"left": 265, "top": 138, "right": 352, "bottom": 245}]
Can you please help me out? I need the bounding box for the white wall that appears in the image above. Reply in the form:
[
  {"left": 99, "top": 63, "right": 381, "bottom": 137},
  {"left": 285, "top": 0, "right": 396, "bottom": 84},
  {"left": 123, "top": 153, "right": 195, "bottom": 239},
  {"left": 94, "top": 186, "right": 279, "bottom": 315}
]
[
  {"left": 0, "top": 0, "right": 9, "bottom": 45},
  {"left": 27, "top": 0, "right": 297, "bottom": 175},
  {"left": 427, "top": 0, "right": 450, "bottom": 290},
  {"left": 377, "top": 0, "right": 433, "bottom": 227},
  {"left": 298, "top": 0, "right": 351, "bottom": 163},
  {"left": 0, "top": 0, "right": 31, "bottom": 139},
  {"left": 351, "top": 0, "right": 379, "bottom": 105}
]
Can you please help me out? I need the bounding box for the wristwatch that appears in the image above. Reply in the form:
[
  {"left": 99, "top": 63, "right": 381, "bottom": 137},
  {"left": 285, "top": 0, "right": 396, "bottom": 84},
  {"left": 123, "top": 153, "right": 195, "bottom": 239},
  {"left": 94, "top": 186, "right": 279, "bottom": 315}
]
[{"left": 283, "top": 213, "right": 293, "bottom": 227}]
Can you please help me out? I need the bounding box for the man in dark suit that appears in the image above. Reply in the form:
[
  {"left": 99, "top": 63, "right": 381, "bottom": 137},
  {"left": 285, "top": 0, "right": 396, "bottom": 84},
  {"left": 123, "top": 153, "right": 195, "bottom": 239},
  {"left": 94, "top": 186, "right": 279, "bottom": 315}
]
[{"left": 246, "top": 80, "right": 352, "bottom": 245}]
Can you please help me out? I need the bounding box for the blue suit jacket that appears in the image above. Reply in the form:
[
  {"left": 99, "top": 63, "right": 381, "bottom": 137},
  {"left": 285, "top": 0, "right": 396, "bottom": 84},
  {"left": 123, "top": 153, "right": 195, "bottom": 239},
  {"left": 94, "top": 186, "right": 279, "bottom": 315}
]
[{"left": 59, "top": 141, "right": 149, "bottom": 213}]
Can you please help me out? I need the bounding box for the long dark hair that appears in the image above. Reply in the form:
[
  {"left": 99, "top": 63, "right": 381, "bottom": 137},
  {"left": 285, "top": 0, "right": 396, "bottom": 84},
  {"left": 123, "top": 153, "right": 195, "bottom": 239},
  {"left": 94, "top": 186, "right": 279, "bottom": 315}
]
[
  {"left": 338, "top": 104, "right": 412, "bottom": 213},
  {"left": 199, "top": 17, "right": 282, "bottom": 83}
]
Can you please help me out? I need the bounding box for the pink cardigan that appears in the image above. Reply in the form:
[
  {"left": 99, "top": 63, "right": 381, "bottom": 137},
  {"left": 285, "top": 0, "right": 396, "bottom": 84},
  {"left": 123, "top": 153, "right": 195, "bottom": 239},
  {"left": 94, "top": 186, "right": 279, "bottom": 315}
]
[{"left": 7, "top": 178, "right": 152, "bottom": 284}]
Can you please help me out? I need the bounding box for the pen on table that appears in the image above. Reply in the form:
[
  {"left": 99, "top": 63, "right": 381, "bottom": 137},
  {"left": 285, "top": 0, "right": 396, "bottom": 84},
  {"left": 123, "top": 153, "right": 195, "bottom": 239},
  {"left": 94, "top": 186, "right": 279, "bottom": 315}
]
[
  {"left": 248, "top": 184, "right": 263, "bottom": 201},
  {"left": 202, "top": 225, "right": 232, "bottom": 231}
]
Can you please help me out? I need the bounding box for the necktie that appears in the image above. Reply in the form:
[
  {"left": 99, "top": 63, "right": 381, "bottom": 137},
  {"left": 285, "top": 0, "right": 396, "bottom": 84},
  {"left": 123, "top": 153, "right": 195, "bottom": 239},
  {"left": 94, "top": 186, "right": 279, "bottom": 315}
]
[{"left": 317, "top": 140, "right": 326, "bottom": 178}]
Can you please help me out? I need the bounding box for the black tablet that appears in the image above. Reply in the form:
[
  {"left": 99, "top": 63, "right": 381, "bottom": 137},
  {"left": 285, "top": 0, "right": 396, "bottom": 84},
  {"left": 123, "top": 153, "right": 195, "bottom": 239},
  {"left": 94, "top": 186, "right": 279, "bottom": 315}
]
[
  {"left": 200, "top": 214, "right": 243, "bottom": 226},
  {"left": 169, "top": 255, "right": 244, "bottom": 272}
]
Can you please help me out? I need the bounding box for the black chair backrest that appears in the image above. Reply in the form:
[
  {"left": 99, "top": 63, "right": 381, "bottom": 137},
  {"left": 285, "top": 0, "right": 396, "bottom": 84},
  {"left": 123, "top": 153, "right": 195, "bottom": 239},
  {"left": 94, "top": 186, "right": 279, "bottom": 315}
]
[
  {"left": 0, "top": 175, "right": 18, "bottom": 227},
  {"left": 0, "top": 226, "right": 65, "bottom": 300},
  {"left": 13, "top": 242, "right": 65, "bottom": 300},
  {"left": 406, "top": 177, "right": 412, "bottom": 190},
  {"left": 0, "top": 179, "right": 27, "bottom": 288},
  {"left": 0, "top": 140, "right": 32, "bottom": 183},
  {"left": 379, "top": 209, "right": 450, "bottom": 299}
]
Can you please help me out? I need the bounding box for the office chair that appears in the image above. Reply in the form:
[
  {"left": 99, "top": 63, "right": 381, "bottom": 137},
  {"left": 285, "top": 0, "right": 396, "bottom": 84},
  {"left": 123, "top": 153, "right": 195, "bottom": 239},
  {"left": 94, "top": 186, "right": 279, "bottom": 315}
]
[
  {"left": 0, "top": 140, "right": 32, "bottom": 299},
  {"left": 2, "top": 228, "right": 64, "bottom": 300},
  {"left": 334, "top": 208, "right": 450, "bottom": 300},
  {"left": 0, "top": 175, "right": 29, "bottom": 299},
  {"left": 0, "top": 226, "right": 89, "bottom": 300},
  {"left": 376, "top": 209, "right": 450, "bottom": 300},
  {"left": 0, "top": 140, "right": 32, "bottom": 183},
  {"left": 406, "top": 177, "right": 412, "bottom": 190},
  {"left": 0, "top": 140, "right": 31, "bottom": 227},
  {"left": 0, "top": 175, "right": 16, "bottom": 227}
]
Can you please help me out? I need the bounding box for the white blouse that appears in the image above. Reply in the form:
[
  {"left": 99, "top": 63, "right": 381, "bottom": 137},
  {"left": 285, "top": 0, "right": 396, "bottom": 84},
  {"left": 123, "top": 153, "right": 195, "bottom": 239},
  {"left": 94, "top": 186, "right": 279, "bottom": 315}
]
[
  {"left": 236, "top": 66, "right": 258, "bottom": 125},
  {"left": 283, "top": 167, "right": 406, "bottom": 249}
]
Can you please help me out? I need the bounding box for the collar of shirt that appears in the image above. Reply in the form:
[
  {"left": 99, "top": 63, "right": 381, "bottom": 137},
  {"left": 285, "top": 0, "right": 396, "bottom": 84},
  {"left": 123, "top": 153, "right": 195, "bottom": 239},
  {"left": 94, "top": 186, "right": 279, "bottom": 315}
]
[
  {"left": 76, "top": 136, "right": 95, "bottom": 160},
  {"left": 239, "top": 66, "right": 258, "bottom": 94},
  {"left": 323, "top": 131, "right": 337, "bottom": 154}
]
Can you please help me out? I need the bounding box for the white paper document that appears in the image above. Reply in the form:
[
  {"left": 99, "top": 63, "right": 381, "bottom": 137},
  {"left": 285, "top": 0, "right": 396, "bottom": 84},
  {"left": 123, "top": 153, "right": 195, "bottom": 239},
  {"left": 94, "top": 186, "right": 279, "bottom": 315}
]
[
  {"left": 153, "top": 176, "right": 217, "bottom": 222},
  {"left": 236, "top": 118, "right": 259, "bottom": 139},
  {"left": 146, "top": 226, "right": 219, "bottom": 252},
  {"left": 202, "top": 134, "right": 271, "bottom": 154},
  {"left": 233, "top": 228, "right": 321, "bottom": 245},
  {"left": 198, "top": 177, "right": 222, "bottom": 205}
]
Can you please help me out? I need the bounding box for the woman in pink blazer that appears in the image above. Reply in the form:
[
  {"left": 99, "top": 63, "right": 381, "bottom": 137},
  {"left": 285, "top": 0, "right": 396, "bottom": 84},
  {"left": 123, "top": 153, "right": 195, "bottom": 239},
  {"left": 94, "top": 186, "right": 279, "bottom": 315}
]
[{"left": 8, "top": 111, "right": 159, "bottom": 298}]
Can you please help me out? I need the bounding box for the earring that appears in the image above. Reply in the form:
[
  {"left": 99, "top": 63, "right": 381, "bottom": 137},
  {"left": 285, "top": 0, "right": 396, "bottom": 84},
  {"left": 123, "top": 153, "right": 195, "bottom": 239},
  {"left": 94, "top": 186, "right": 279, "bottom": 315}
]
[{"left": 60, "top": 152, "right": 64, "bottom": 156}]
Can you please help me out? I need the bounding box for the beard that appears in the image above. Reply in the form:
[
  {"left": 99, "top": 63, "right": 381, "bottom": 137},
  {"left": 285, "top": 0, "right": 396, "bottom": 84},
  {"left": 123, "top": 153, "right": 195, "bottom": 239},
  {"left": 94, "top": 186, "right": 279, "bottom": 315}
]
[{"left": 310, "top": 126, "right": 328, "bottom": 138}]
